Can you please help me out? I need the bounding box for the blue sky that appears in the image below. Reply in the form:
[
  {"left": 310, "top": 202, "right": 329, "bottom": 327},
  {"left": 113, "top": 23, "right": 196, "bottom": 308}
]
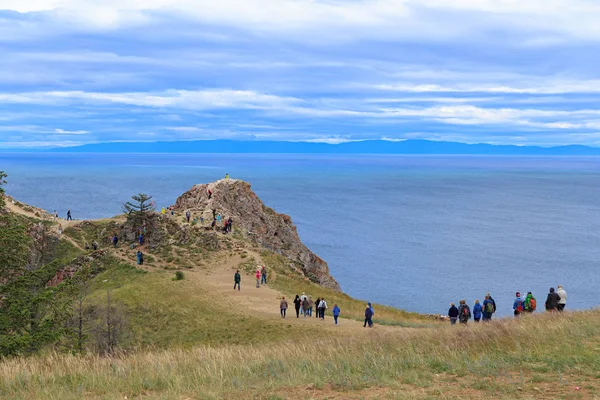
[{"left": 2, "top": 0, "right": 600, "bottom": 148}]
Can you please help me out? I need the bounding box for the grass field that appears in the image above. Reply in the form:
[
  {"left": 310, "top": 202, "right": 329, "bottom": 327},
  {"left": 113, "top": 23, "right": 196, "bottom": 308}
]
[{"left": 0, "top": 310, "right": 598, "bottom": 399}]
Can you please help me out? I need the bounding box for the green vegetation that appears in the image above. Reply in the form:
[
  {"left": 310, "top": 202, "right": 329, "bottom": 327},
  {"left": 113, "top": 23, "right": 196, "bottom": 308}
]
[
  {"left": 174, "top": 270, "right": 185, "bottom": 280},
  {"left": 122, "top": 192, "right": 155, "bottom": 223}
]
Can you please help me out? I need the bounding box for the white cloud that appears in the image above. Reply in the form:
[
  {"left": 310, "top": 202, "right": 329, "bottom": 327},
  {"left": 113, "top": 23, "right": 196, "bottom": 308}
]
[{"left": 54, "top": 128, "right": 89, "bottom": 134}]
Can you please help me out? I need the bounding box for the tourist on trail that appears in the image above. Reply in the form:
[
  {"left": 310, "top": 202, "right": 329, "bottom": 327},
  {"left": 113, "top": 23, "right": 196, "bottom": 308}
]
[
  {"left": 524, "top": 292, "right": 537, "bottom": 313},
  {"left": 364, "top": 303, "right": 374, "bottom": 327},
  {"left": 186, "top": 210, "right": 191, "bottom": 223},
  {"left": 208, "top": 189, "right": 212, "bottom": 199},
  {"left": 161, "top": 207, "right": 166, "bottom": 215},
  {"left": 482, "top": 295, "right": 493, "bottom": 321},
  {"left": 318, "top": 298, "right": 327, "bottom": 319},
  {"left": 54, "top": 210, "right": 58, "bottom": 220},
  {"left": 57, "top": 223, "right": 63, "bottom": 235},
  {"left": 294, "top": 295, "right": 302, "bottom": 318},
  {"left": 280, "top": 297, "right": 288, "bottom": 318},
  {"left": 448, "top": 303, "right": 459, "bottom": 325},
  {"left": 299, "top": 292, "right": 307, "bottom": 315},
  {"left": 307, "top": 296, "right": 314, "bottom": 317},
  {"left": 513, "top": 292, "right": 525, "bottom": 317},
  {"left": 255, "top": 269, "right": 261, "bottom": 288},
  {"left": 545, "top": 287, "right": 561, "bottom": 312},
  {"left": 225, "top": 173, "right": 229, "bottom": 179},
  {"left": 234, "top": 270, "right": 241, "bottom": 291},
  {"left": 315, "top": 297, "right": 321, "bottom": 315},
  {"left": 67, "top": 210, "right": 72, "bottom": 221},
  {"left": 139, "top": 233, "right": 144, "bottom": 246},
  {"left": 557, "top": 285, "right": 567, "bottom": 311},
  {"left": 261, "top": 266, "right": 267, "bottom": 284},
  {"left": 136, "top": 250, "right": 143, "bottom": 265},
  {"left": 302, "top": 297, "right": 310, "bottom": 318},
  {"left": 112, "top": 234, "right": 118, "bottom": 248},
  {"left": 368, "top": 302, "right": 374, "bottom": 319},
  {"left": 473, "top": 300, "right": 482, "bottom": 322},
  {"left": 458, "top": 300, "right": 471, "bottom": 324},
  {"left": 211, "top": 218, "right": 217, "bottom": 229},
  {"left": 333, "top": 304, "right": 341, "bottom": 325}
]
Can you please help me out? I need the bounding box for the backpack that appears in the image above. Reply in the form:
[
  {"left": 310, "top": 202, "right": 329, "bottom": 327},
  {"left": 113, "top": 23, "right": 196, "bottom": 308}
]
[
  {"left": 516, "top": 299, "right": 524, "bottom": 313},
  {"left": 529, "top": 298, "right": 537, "bottom": 311},
  {"left": 485, "top": 302, "right": 494, "bottom": 314},
  {"left": 462, "top": 307, "right": 469, "bottom": 316}
]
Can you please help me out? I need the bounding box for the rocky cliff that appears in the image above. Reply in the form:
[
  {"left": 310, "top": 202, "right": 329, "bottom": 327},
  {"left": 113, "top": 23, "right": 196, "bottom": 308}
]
[{"left": 172, "top": 179, "right": 340, "bottom": 290}]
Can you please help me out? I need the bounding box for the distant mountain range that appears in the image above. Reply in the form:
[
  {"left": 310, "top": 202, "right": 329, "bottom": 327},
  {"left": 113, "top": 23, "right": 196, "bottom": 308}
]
[{"left": 42, "top": 139, "right": 600, "bottom": 155}]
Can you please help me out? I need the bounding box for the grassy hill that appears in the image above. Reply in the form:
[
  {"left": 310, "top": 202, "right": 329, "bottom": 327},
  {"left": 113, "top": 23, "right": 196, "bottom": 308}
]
[{"left": 1, "top": 193, "right": 599, "bottom": 399}]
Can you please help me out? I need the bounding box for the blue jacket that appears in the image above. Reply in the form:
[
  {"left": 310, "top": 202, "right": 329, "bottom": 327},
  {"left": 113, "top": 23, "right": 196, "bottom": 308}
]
[
  {"left": 473, "top": 303, "right": 482, "bottom": 318},
  {"left": 368, "top": 302, "right": 374, "bottom": 316},
  {"left": 513, "top": 297, "right": 524, "bottom": 311},
  {"left": 333, "top": 306, "right": 340, "bottom": 316}
]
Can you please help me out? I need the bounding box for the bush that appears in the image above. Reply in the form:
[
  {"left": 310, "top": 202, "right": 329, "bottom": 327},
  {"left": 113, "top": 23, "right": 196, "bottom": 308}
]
[{"left": 174, "top": 271, "right": 185, "bottom": 281}]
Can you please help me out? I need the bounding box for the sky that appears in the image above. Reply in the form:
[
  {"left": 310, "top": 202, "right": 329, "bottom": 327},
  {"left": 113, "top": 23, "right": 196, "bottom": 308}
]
[{"left": 2, "top": 0, "right": 600, "bottom": 148}]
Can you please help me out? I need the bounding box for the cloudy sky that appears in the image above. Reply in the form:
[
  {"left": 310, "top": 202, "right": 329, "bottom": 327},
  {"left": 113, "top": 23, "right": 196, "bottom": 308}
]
[{"left": 2, "top": 0, "right": 600, "bottom": 148}]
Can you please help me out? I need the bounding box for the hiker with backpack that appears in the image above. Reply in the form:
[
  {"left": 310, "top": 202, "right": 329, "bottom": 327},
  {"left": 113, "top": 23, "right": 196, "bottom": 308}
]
[
  {"left": 458, "top": 300, "right": 471, "bottom": 324},
  {"left": 483, "top": 293, "right": 496, "bottom": 321},
  {"left": 448, "top": 303, "right": 459, "bottom": 325},
  {"left": 473, "top": 300, "right": 482, "bottom": 322},
  {"left": 318, "top": 298, "right": 327, "bottom": 319},
  {"left": 234, "top": 270, "right": 241, "bottom": 291},
  {"left": 545, "top": 287, "right": 561, "bottom": 312},
  {"left": 524, "top": 292, "right": 537, "bottom": 312},
  {"left": 513, "top": 292, "right": 525, "bottom": 317},
  {"left": 280, "top": 297, "right": 288, "bottom": 318}
]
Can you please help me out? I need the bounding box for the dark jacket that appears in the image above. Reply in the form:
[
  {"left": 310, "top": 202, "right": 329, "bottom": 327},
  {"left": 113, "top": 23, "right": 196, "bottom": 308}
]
[
  {"left": 293, "top": 297, "right": 301, "bottom": 309},
  {"left": 365, "top": 307, "right": 373, "bottom": 319},
  {"left": 448, "top": 306, "right": 459, "bottom": 318},
  {"left": 458, "top": 304, "right": 471, "bottom": 322},
  {"left": 234, "top": 272, "right": 241, "bottom": 283},
  {"left": 545, "top": 292, "right": 561, "bottom": 310}
]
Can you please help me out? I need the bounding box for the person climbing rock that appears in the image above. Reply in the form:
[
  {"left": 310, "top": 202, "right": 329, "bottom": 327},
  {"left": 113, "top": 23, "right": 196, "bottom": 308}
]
[
  {"left": 66, "top": 209, "right": 72, "bottom": 221},
  {"left": 364, "top": 303, "right": 374, "bottom": 327},
  {"left": 557, "top": 285, "right": 567, "bottom": 311},
  {"left": 186, "top": 210, "right": 191, "bottom": 223},
  {"left": 293, "top": 295, "right": 302, "bottom": 318},
  {"left": 333, "top": 304, "right": 341, "bottom": 325},
  {"left": 458, "top": 300, "right": 471, "bottom": 324},
  {"left": 448, "top": 303, "right": 459, "bottom": 325},
  {"left": 473, "top": 300, "right": 482, "bottom": 322},
  {"left": 280, "top": 297, "right": 288, "bottom": 318},
  {"left": 255, "top": 269, "right": 261, "bottom": 288},
  {"left": 234, "top": 270, "right": 241, "bottom": 291}
]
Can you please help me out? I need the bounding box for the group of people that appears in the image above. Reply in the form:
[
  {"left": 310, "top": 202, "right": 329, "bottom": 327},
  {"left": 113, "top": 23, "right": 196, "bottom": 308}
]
[
  {"left": 281, "top": 294, "right": 342, "bottom": 323},
  {"left": 233, "top": 265, "right": 268, "bottom": 290},
  {"left": 448, "top": 286, "right": 568, "bottom": 325},
  {"left": 52, "top": 209, "right": 72, "bottom": 221}
]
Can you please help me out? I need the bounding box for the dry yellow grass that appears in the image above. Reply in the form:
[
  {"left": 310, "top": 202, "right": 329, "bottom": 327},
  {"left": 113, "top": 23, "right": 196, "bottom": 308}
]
[{"left": 1, "top": 310, "right": 598, "bottom": 399}]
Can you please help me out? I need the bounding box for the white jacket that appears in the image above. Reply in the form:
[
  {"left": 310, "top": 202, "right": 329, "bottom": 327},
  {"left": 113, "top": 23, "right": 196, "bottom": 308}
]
[{"left": 557, "top": 288, "right": 567, "bottom": 304}]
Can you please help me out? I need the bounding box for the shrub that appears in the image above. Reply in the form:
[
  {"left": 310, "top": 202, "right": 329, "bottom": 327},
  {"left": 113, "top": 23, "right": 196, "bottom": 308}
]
[{"left": 174, "top": 271, "right": 185, "bottom": 281}]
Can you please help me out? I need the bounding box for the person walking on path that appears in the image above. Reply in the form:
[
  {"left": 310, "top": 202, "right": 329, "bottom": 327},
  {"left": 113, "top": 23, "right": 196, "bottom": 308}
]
[
  {"left": 58, "top": 223, "right": 63, "bottom": 235},
  {"left": 280, "top": 297, "right": 288, "bottom": 318},
  {"left": 136, "top": 250, "right": 143, "bottom": 265},
  {"left": 139, "top": 233, "right": 144, "bottom": 246},
  {"left": 66, "top": 210, "right": 72, "bottom": 221},
  {"left": 524, "top": 292, "right": 537, "bottom": 313},
  {"left": 299, "top": 292, "right": 307, "bottom": 315},
  {"left": 307, "top": 296, "right": 314, "bottom": 317},
  {"left": 364, "top": 304, "right": 374, "bottom": 327},
  {"left": 458, "top": 300, "right": 471, "bottom": 324},
  {"left": 186, "top": 210, "right": 191, "bottom": 223},
  {"left": 302, "top": 297, "right": 310, "bottom": 318},
  {"left": 315, "top": 298, "right": 321, "bottom": 316},
  {"left": 473, "top": 300, "right": 482, "bottom": 322},
  {"left": 557, "top": 285, "right": 567, "bottom": 311},
  {"left": 234, "top": 270, "right": 241, "bottom": 291},
  {"left": 318, "top": 298, "right": 327, "bottom": 319},
  {"left": 261, "top": 266, "right": 267, "bottom": 284},
  {"left": 368, "top": 302, "right": 374, "bottom": 321},
  {"left": 448, "top": 303, "right": 459, "bottom": 325},
  {"left": 482, "top": 293, "right": 496, "bottom": 321},
  {"left": 513, "top": 292, "right": 525, "bottom": 317},
  {"left": 545, "top": 287, "right": 561, "bottom": 312},
  {"left": 294, "top": 295, "right": 302, "bottom": 318},
  {"left": 255, "top": 269, "right": 261, "bottom": 288},
  {"left": 333, "top": 304, "right": 341, "bottom": 325}
]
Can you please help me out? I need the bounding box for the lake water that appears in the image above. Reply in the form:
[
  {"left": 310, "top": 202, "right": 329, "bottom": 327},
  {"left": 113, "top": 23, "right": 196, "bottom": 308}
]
[{"left": 2, "top": 153, "right": 599, "bottom": 316}]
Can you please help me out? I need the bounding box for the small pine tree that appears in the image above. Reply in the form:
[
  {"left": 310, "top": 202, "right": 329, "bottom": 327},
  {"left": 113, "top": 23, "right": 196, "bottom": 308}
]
[
  {"left": 0, "top": 170, "right": 7, "bottom": 209},
  {"left": 122, "top": 193, "right": 155, "bottom": 222}
]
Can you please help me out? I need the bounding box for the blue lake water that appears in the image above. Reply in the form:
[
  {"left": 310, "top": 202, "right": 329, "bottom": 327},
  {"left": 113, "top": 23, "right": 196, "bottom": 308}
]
[{"left": 2, "top": 153, "right": 600, "bottom": 316}]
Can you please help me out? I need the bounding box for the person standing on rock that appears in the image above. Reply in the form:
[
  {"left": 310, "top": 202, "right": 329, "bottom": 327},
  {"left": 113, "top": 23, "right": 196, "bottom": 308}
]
[
  {"left": 136, "top": 250, "right": 144, "bottom": 265},
  {"left": 364, "top": 303, "right": 374, "bottom": 327},
  {"left": 208, "top": 189, "right": 212, "bottom": 199},
  {"left": 139, "top": 233, "right": 144, "bottom": 246},
  {"left": 67, "top": 210, "right": 72, "bottom": 221},
  {"left": 186, "top": 210, "right": 191, "bottom": 223},
  {"left": 161, "top": 207, "right": 166, "bottom": 215},
  {"left": 261, "top": 266, "right": 267, "bottom": 284},
  {"left": 225, "top": 173, "right": 229, "bottom": 179},
  {"left": 333, "top": 304, "right": 341, "bottom": 325},
  {"left": 112, "top": 234, "right": 119, "bottom": 248},
  {"left": 58, "top": 223, "right": 63, "bottom": 235},
  {"left": 234, "top": 270, "right": 241, "bottom": 291},
  {"left": 255, "top": 269, "right": 261, "bottom": 288},
  {"left": 557, "top": 285, "right": 567, "bottom": 311},
  {"left": 54, "top": 210, "right": 59, "bottom": 220},
  {"left": 280, "top": 297, "right": 288, "bottom": 318},
  {"left": 294, "top": 295, "right": 302, "bottom": 318}
]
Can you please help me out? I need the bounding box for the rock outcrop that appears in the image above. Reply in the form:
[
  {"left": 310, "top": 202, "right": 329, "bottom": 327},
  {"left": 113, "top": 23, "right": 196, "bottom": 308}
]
[{"left": 172, "top": 179, "right": 340, "bottom": 290}]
